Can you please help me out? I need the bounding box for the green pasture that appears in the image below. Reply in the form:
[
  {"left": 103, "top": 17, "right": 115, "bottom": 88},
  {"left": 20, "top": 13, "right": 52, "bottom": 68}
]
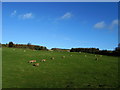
[{"left": 2, "top": 47, "right": 118, "bottom": 88}]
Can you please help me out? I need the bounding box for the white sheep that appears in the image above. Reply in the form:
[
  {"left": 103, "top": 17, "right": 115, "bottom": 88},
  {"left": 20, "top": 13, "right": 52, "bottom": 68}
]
[
  {"left": 95, "top": 57, "right": 99, "bottom": 61},
  {"left": 62, "top": 56, "right": 65, "bottom": 58},
  {"left": 51, "top": 57, "right": 55, "bottom": 60},
  {"left": 13, "top": 49, "right": 15, "bottom": 51},
  {"left": 33, "top": 63, "right": 39, "bottom": 67},
  {"left": 28, "top": 60, "right": 36, "bottom": 63},
  {"left": 100, "top": 55, "right": 102, "bottom": 57},
  {"left": 41, "top": 59, "right": 46, "bottom": 62}
]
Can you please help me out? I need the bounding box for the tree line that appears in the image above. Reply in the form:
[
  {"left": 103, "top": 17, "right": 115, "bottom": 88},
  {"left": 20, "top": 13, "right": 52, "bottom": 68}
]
[
  {"left": 51, "top": 48, "right": 70, "bottom": 52},
  {"left": 70, "top": 46, "right": 120, "bottom": 56},
  {"left": 1, "top": 42, "right": 120, "bottom": 56},
  {"left": 2, "top": 42, "right": 47, "bottom": 50}
]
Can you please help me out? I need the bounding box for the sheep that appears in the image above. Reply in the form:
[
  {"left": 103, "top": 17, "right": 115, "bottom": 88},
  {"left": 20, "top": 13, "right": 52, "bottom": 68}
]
[
  {"left": 13, "top": 49, "right": 15, "bottom": 51},
  {"left": 51, "top": 57, "right": 55, "bottom": 60},
  {"left": 28, "top": 60, "right": 36, "bottom": 63},
  {"left": 24, "top": 50, "right": 26, "bottom": 52},
  {"left": 62, "top": 56, "right": 65, "bottom": 58},
  {"left": 100, "top": 55, "right": 102, "bottom": 57},
  {"left": 33, "top": 63, "right": 39, "bottom": 67},
  {"left": 95, "top": 57, "right": 99, "bottom": 61},
  {"left": 41, "top": 59, "right": 46, "bottom": 62}
]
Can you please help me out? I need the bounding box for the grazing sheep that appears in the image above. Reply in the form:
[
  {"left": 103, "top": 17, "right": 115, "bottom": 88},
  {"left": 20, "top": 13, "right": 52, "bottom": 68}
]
[
  {"left": 100, "top": 55, "right": 102, "bottom": 57},
  {"left": 95, "top": 57, "right": 99, "bottom": 61},
  {"left": 51, "top": 57, "right": 54, "bottom": 60},
  {"left": 62, "top": 56, "right": 65, "bottom": 58},
  {"left": 41, "top": 59, "right": 46, "bottom": 62},
  {"left": 28, "top": 60, "right": 36, "bottom": 63},
  {"left": 33, "top": 63, "right": 39, "bottom": 67},
  {"left": 13, "top": 49, "right": 15, "bottom": 51}
]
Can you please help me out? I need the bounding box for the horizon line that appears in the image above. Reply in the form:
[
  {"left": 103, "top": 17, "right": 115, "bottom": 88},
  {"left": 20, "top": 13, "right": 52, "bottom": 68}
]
[{"left": 1, "top": 42, "right": 117, "bottom": 51}]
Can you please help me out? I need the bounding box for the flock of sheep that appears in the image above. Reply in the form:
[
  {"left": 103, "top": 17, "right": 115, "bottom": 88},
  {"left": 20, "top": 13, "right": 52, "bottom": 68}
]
[
  {"left": 27, "top": 53, "right": 102, "bottom": 67},
  {"left": 12, "top": 49, "right": 103, "bottom": 67},
  {"left": 28, "top": 56, "right": 66, "bottom": 67}
]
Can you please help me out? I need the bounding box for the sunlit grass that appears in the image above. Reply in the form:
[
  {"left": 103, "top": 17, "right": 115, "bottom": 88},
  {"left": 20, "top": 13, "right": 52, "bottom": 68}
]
[{"left": 2, "top": 47, "right": 118, "bottom": 88}]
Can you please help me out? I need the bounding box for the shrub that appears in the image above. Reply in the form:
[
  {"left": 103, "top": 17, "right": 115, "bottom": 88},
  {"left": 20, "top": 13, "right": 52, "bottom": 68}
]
[
  {"left": 34, "top": 46, "right": 41, "bottom": 50},
  {"left": 8, "top": 42, "right": 14, "bottom": 47}
]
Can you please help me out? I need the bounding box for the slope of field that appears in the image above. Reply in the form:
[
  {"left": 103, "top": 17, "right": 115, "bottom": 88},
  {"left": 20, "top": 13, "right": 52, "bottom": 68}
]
[
  {"left": 2, "top": 47, "right": 118, "bottom": 88},
  {"left": 0, "top": 48, "right": 2, "bottom": 89}
]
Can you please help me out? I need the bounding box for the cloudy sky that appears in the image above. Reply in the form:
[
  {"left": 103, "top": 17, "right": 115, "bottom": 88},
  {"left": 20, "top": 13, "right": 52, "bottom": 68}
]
[{"left": 2, "top": 2, "right": 118, "bottom": 50}]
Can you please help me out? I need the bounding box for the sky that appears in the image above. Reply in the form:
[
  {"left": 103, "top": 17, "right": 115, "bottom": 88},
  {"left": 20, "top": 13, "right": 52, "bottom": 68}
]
[{"left": 2, "top": 2, "right": 118, "bottom": 50}]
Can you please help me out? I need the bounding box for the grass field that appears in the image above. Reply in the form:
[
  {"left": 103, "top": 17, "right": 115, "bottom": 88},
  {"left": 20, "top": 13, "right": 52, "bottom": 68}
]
[{"left": 2, "top": 47, "right": 118, "bottom": 88}]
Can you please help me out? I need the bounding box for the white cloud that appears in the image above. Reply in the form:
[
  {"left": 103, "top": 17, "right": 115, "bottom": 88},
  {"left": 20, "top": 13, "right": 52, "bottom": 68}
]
[
  {"left": 54, "top": 12, "right": 72, "bottom": 22},
  {"left": 112, "top": 19, "right": 118, "bottom": 25},
  {"left": 94, "top": 21, "right": 106, "bottom": 29},
  {"left": 19, "top": 13, "right": 34, "bottom": 19},
  {"left": 94, "top": 19, "right": 118, "bottom": 30},
  {"left": 60, "top": 12, "right": 72, "bottom": 19},
  {"left": 11, "top": 10, "right": 17, "bottom": 16},
  {"left": 109, "top": 19, "right": 118, "bottom": 30}
]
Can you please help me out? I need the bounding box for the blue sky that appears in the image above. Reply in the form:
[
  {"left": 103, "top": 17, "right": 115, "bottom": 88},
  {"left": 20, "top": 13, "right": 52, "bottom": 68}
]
[{"left": 2, "top": 2, "right": 118, "bottom": 50}]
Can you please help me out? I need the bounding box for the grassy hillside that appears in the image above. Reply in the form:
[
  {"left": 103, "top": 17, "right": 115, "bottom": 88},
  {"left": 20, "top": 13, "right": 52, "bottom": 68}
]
[
  {"left": 0, "top": 48, "right": 2, "bottom": 89},
  {"left": 2, "top": 47, "right": 118, "bottom": 88}
]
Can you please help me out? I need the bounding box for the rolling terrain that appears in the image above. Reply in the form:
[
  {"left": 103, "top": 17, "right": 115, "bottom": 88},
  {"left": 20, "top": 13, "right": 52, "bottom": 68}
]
[{"left": 2, "top": 47, "right": 118, "bottom": 88}]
